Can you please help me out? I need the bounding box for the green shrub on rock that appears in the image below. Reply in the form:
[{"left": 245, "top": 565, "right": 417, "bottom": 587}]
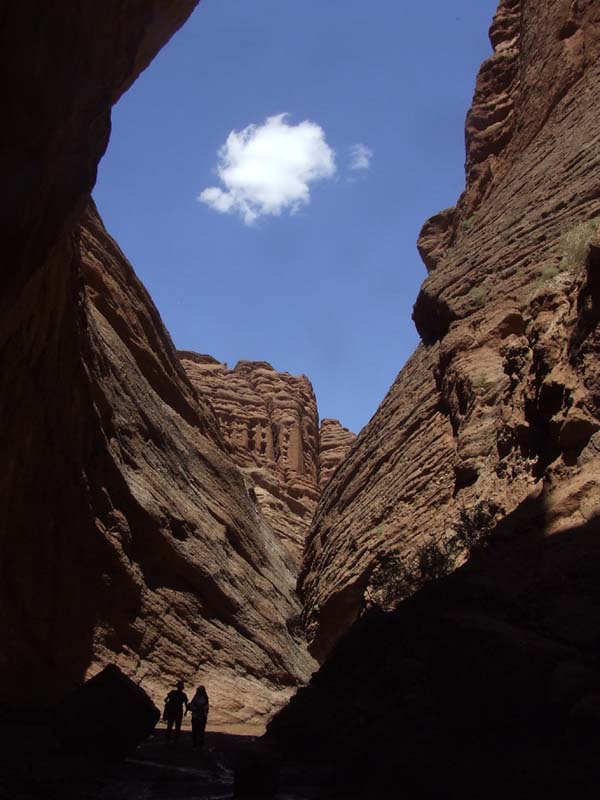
[
  {"left": 366, "top": 501, "right": 497, "bottom": 611},
  {"left": 561, "top": 219, "right": 598, "bottom": 271}
]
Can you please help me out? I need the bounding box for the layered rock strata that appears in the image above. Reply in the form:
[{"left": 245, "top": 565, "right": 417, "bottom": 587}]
[
  {"left": 300, "top": 0, "right": 600, "bottom": 662},
  {"left": 0, "top": 1, "right": 315, "bottom": 724},
  {"left": 179, "top": 354, "right": 354, "bottom": 568},
  {"left": 318, "top": 419, "right": 356, "bottom": 490}
]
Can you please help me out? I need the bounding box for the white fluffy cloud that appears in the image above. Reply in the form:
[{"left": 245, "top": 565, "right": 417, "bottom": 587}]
[
  {"left": 349, "top": 143, "right": 373, "bottom": 171},
  {"left": 198, "top": 113, "right": 336, "bottom": 224}
]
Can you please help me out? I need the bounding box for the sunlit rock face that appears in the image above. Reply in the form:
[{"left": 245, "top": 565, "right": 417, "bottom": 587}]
[
  {"left": 0, "top": 0, "right": 316, "bottom": 725},
  {"left": 318, "top": 419, "right": 356, "bottom": 490},
  {"left": 300, "top": 0, "right": 600, "bottom": 663},
  {"left": 271, "top": 2, "right": 600, "bottom": 791},
  {"left": 80, "top": 201, "right": 316, "bottom": 724},
  {"left": 179, "top": 354, "right": 355, "bottom": 570}
]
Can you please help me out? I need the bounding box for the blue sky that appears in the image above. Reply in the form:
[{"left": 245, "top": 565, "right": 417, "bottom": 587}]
[{"left": 93, "top": 0, "right": 498, "bottom": 433}]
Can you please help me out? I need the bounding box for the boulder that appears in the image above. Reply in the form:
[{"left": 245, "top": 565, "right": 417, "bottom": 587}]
[{"left": 52, "top": 664, "right": 159, "bottom": 760}]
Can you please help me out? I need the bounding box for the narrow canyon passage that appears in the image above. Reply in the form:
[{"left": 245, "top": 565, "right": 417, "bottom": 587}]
[{"left": 3, "top": 0, "right": 600, "bottom": 798}]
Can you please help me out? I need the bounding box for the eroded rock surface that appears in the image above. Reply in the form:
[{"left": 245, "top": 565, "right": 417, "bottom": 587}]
[
  {"left": 318, "top": 419, "right": 356, "bottom": 490},
  {"left": 301, "top": 0, "right": 600, "bottom": 662},
  {"left": 0, "top": 1, "right": 315, "bottom": 726},
  {"left": 179, "top": 355, "right": 354, "bottom": 569},
  {"left": 81, "top": 201, "right": 315, "bottom": 722},
  {"left": 179, "top": 355, "right": 320, "bottom": 568}
]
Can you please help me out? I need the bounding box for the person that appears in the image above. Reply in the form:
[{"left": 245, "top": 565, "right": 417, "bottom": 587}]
[
  {"left": 163, "top": 680, "right": 189, "bottom": 742},
  {"left": 188, "top": 685, "right": 209, "bottom": 750}
]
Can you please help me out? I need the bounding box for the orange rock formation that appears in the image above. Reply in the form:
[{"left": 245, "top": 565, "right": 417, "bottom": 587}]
[{"left": 179, "top": 354, "right": 355, "bottom": 569}]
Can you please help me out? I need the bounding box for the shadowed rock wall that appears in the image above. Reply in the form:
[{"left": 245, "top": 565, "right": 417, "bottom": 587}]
[{"left": 271, "top": 505, "right": 600, "bottom": 797}]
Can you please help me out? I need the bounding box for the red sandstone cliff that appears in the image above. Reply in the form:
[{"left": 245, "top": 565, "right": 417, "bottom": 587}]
[
  {"left": 300, "top": 0, "right": 600, "bottom": 662},
  {"left": 270, "top": 4, "right": 600, "bottom": 792},
  {"left": 0, "top": 1, "right": 315, "bottom": 724},
  {"left": 179, "top": 354, "right": 354, "bottom": 569},
  {"left": 179, "top": 355, "right": 320, "bottom": 569},
  {"left": 318, "top": 419, "right": 356, "bottom": 490}
]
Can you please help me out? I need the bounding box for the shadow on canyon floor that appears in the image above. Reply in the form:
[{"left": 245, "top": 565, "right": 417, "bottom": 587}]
[
  {"left": 0, "top": 723, "right": 333, "bottom": 800},
  {"left": 269, "top": 493, "right": 600, "bottom": 798}
]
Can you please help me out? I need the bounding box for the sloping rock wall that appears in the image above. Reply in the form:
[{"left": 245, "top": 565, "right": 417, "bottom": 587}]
[
  {"left": 80, "top": 201, "right": 315, "bottom": 722},
  {"left": 300, "top": 0, "right": 600, "bottom": 662},
  {"left": 0, "top": 1, "right": 315, "bottom": 724}
]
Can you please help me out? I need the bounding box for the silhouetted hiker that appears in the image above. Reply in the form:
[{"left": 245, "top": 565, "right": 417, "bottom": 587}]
[
  {"left": 188, "top": 685, "right": 209, "bottom": 750},
  {"left": 163, "top": 680, "right": 188, "bottom": 742}
]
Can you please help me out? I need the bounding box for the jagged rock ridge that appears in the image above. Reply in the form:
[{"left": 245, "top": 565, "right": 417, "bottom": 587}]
[
  {"left": 179, "top": 353, "right": 355, "bottom": 569},
  {"left": 318, "top": 419, "right": 356, "bottom": 490}
]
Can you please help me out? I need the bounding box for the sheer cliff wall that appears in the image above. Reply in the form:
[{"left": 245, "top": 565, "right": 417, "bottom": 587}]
[
  {"left": 180, "top": 354, "right": 356, "bottom": 570},
  {"left": 300, "top": 0, "right": 600, "bottom": 661},
  {"left": 0, "top": 1, "right": 315, "bottom": 725},
  {"left": 179, "top": 355, "right": 321, "bottom": 570}
]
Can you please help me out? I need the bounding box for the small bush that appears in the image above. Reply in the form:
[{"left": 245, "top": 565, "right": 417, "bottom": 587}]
[
  {"left": 451, "top": 500, "right": 496, "bottom": 553},
  {"left": 461, "top": 217, "right": 474, "bottom": 232},
  {"left": 468, "top": 286, "right": 486, "bottom": 307},
  {"left": 417, "top": 540, "right": 452, "bottom": 582},
  {"left": 472, "top": 371, "right": 492, "bottom": 394},
  {"left": 560, "top": 219, "right": 597, "bottom": 271},
  {"left": 534, "top": 264, "right": 560, "bottom": 290},
  {"left": 368, "top": 552, "right": 418, "bottom": 609}
]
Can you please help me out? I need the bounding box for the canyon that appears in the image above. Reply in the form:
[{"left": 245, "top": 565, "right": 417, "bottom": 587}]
[{"left": 2, "top": 0, "right": 600, "bottom": 796}]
